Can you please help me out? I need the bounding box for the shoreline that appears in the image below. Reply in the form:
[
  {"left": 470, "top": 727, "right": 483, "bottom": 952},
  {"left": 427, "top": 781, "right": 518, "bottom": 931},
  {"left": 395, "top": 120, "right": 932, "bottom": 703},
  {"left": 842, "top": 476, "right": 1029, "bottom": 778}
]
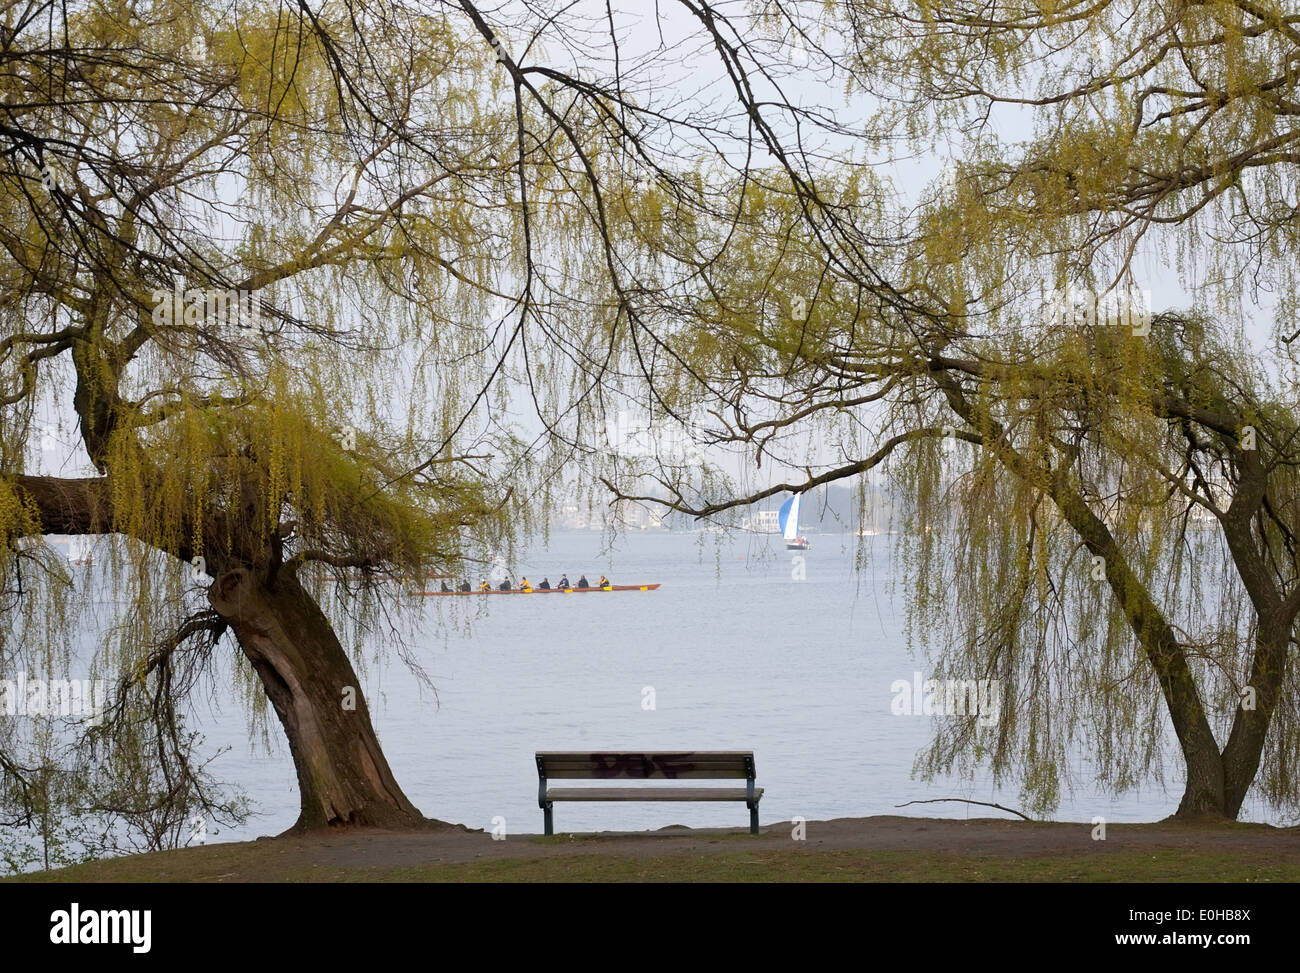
[{"left": 13, "top": 815, "right": 1299, "bottom": 883}]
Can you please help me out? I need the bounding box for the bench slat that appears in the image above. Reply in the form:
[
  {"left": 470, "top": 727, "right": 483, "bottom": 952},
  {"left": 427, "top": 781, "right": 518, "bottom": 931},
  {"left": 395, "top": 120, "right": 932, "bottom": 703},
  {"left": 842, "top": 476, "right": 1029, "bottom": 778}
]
[
  {"left": 546, "top": 786, "right": 764, "bottom": 802},
  {"left": 537, "top": 751, "right": 753, "bottom": 779},
  {"left": 540, "top": 754, "right": 759, "bottom": 759}
]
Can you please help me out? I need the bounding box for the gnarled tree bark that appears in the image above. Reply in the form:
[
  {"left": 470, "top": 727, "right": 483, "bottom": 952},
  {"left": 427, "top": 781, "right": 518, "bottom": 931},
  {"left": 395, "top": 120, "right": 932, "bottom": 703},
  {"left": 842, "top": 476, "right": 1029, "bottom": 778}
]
[
  {"left": 208, "top": 565, "right": 424, "bottom": 831},
  {"left": 11, "top": 473, "right": 428, "bottom": 833}
]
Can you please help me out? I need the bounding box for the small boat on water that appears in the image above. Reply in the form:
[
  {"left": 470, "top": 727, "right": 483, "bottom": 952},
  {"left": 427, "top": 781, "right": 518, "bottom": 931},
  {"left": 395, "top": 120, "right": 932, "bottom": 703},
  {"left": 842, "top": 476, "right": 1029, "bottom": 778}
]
[
  {"left": 416, "top": 584, "right": 661, "bottom": 596},
  {"left": 779, "top": 493, "right": 809, "bottom": 550}
]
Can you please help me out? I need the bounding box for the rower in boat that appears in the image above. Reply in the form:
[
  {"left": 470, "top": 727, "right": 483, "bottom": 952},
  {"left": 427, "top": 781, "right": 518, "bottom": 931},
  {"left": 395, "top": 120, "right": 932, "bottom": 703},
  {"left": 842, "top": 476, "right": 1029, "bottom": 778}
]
[
  {"left": 440, "top": 580, "right": 451, "bottom": 593},
  {"left": 558, "top": 574, "right": 570, "bottom": 588},
  {"left": 520, "top": 576, "right": 532, "bottom": 592},
  {"left": 417, "top": 579, "right": 661, "bottom": 597},
  {"left": 599, "top": 575, "right": 610, "bottom": 589},
  {"left": 576, "top": 574, "right": 589, "bottom": 588}
]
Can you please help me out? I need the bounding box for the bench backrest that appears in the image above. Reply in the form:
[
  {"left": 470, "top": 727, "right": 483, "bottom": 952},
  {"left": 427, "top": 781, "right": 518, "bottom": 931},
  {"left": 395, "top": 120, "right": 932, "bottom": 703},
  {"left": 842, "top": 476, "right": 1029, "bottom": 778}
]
[{"left": 536, "top": 751, "right": 755, "bottom": 781}]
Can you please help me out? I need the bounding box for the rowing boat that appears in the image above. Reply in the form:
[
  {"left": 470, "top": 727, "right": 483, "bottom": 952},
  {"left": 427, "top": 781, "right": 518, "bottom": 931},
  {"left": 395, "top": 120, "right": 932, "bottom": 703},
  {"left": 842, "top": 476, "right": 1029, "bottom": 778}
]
[{"left": 416, "top": 584, "right": 660, "bottom": 595}]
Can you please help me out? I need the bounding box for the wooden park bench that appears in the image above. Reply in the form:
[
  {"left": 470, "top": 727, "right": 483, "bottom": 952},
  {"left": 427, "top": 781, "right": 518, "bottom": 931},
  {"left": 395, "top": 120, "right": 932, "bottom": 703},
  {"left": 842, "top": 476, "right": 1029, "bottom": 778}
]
[{"left": 535, "top": 751, "right": 763, "bottom": 835}]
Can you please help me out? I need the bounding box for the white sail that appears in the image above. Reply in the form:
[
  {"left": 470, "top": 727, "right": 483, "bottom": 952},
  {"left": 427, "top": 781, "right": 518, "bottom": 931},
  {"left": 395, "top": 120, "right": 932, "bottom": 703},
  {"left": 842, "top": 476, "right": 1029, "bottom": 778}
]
[{"left": 779, "top": 493, "right": 801, "bottom": 540}]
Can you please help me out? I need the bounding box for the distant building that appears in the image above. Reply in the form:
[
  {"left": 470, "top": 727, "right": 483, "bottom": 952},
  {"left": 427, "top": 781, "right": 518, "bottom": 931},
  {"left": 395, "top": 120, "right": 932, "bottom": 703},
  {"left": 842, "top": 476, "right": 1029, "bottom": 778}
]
[
  {"left": 611, "top": 501, "right": 663, "bottom": 530},
  {"left": 559, "top": 504, "right": 588, "bottom": 529},
  {"left": 558, "top": 500, "right": 664, "bottom": 530}
]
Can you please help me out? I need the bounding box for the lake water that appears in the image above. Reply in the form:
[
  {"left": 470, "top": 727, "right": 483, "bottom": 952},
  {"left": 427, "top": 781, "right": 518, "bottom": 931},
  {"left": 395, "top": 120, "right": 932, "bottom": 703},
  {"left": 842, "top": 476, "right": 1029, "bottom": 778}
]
[{"left": 180, "top": 529, "right": 1278, "bottom": 842}]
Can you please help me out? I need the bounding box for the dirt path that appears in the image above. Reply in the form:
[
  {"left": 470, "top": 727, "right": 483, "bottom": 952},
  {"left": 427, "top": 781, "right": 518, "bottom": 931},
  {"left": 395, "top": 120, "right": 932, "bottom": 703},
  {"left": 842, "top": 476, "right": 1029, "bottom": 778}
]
[{"left": 239, "top": 815, "right": 1300, "bottom": 872}]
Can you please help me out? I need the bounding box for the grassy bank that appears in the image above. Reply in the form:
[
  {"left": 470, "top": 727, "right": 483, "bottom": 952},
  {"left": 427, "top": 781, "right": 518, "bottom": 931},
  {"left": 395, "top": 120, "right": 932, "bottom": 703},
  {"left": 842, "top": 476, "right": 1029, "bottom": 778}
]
[{"left": 10, "top": 836, "right": 1298, "bottom": 883}]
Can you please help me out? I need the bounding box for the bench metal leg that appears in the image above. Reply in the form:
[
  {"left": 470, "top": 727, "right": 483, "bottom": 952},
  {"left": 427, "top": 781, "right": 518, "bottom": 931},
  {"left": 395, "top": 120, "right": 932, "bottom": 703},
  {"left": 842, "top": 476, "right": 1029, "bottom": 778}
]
[
  {"left": 544, "top": 804, "right": 554, "bottom": 836},
  {"left": 749, "top": 805, "right": 758, "bottom": 835}
]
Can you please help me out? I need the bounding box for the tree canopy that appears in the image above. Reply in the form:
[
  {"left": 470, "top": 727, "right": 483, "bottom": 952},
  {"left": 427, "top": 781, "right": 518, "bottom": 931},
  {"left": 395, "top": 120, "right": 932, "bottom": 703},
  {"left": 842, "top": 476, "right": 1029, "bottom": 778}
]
[{"left": 3, "top": 1, "right": 1298, "bottom": 865}]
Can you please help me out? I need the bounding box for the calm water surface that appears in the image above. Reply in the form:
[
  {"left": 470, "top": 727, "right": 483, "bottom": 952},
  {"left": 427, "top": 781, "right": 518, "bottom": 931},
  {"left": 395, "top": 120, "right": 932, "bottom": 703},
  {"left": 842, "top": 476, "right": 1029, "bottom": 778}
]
[{"left": 186, "top": 530, "right": 1275, "bottom": 841}]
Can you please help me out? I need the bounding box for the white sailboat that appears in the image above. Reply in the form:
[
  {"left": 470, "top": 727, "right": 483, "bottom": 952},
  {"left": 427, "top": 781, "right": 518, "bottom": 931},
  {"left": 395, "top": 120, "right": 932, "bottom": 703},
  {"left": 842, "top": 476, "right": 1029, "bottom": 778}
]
[{"left": 778, "top": 493, "right": 809, "bottom": 550}]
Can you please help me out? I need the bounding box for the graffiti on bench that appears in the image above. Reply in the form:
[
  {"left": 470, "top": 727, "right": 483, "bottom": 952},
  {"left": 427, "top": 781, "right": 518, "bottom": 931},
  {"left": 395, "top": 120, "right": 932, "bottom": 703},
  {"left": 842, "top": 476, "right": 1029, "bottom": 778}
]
[{"left": 587, "top": 752, "right": 698, "bottom": 779}]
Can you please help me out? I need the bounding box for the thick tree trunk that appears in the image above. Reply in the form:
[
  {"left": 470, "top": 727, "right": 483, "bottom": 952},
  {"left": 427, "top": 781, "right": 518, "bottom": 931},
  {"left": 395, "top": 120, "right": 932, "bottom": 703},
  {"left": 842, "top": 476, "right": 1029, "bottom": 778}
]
[
  {"left": 1161, "top": 633, "right": 1229, "bottom": 819},
  {"left": 12, "top": 474, "right": 428, "bottom": 833},
  {"left": 1175, "top": 746, "right": 1227, "bottom": 819},
  {"left": 1220, "top": 625, "right": 1292, "bottom": 818},
  {"left": 931, "top": 383, "right": 1241, "bottom": 821},
  {"left": 208, "top": 565, "right": 424, "bottom": 832},
  {"left": 1047, "top": 479, "right": 1231, "bottom": 819}
]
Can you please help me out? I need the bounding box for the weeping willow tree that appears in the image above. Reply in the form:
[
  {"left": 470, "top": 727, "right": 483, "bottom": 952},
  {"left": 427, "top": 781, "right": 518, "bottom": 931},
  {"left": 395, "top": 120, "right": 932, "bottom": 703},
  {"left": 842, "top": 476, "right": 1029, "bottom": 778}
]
[
  {"left": 6, "top": 0, "right": 1294, "bottom": 848},
  {"left": 576, "top": 0, "right": 1300, "bottom": 820},
  {"left": 1, "top": 0, "right": 829, "bottom": 844},
  {"left": 0, "top": 0, "right": 603, "bottom": 836}
]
